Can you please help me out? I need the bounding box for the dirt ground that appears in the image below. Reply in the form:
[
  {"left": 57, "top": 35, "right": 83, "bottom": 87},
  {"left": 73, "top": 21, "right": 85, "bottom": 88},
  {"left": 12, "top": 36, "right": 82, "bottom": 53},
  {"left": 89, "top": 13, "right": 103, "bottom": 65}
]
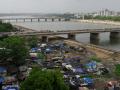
[{"left": 64, "top": 40, "right": 120, "bottom": 60}]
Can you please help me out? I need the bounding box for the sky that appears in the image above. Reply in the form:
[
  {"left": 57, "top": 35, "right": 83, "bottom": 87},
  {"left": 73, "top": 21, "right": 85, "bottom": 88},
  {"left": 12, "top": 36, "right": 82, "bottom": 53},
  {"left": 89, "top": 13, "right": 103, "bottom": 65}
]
[{"left": 0, "top": 0, "right": 120, "bottom": 13}]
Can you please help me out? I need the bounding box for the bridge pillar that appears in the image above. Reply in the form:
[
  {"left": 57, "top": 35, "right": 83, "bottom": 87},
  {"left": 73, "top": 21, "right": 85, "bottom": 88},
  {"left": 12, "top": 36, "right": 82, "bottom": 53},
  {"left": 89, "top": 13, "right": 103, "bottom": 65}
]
[
  {"left": 52, "top": 18, "right": 54, "bottom": 22},
  {"left": 58, "top": 18, "right": 61, "bottom": 21},
  {"left": 31, "top": 19, "right": 33, "bottom": 22},
  {"left": 68, "top": 33, "right": 76, "bottom": 40},
  {"left": 45, "top": 18, "right": 47, "bottom": 22},
  {"left": 16, "top": 19, "right": 18, "bottom": 22},
  {"left": 24, "top": 19, "right": 25, "bottom": 22},
  {"left": 38, "top": 18, "right": 40, "bottom": 22},
  {"left": 90, "top": 33, "right": 100, "bottom": 45},
  {"left": 110, "top": 32, "right": 120, "bottom": 39},
  {"left": 41, "top": 36, "right": 48, "bottom": 42}
]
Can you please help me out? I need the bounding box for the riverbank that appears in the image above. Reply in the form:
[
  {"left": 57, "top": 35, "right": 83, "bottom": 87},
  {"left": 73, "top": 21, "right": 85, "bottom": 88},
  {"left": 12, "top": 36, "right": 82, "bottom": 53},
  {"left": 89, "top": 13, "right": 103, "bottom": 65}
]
[
  {"left": 64, "top": 39, "right": 120, "bottom": 60},
  {"left": 75, "top": 19, "right": 120, "bottom": 26},
  {"left": 13, "top": 25, "right": 36, "bottom": 32}
]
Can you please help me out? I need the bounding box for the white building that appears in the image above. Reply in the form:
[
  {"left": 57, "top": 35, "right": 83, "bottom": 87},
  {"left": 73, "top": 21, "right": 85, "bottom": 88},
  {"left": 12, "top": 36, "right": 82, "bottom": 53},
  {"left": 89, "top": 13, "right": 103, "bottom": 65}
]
[{"left": 97, "top": 9, "right": 118, "bottom": 16}]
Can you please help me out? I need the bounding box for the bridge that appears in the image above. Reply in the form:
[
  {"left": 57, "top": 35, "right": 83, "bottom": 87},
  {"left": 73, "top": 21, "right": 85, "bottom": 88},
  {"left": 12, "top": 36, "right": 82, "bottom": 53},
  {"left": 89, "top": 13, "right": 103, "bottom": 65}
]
[
  {"left": 0, "top": 17, "right": 70, "bottom": 22},
  {"left": 1, "top": 25, "right": 120, "bottom": 43}
]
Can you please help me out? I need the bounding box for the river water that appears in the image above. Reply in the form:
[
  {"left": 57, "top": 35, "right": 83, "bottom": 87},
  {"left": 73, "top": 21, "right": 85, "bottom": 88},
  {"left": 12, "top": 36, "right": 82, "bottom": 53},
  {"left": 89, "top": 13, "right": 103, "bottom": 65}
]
[{"left": 11, "top": 21, "right": 120, "bottom": 51}]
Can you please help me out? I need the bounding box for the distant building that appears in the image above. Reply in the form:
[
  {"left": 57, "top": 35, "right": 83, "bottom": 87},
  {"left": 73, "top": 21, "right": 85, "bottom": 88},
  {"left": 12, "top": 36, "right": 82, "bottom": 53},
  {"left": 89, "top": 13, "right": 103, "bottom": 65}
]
[
  {"left": 96, "top": 9, "right": 117, "bottom": 16},
  {"left": 90, "top": 9, "right": 119, "bottom": 17},
  {"left": 116, "top": 12, "right": 120, "bottom": 16},
  {"left": 74, "top": 13, "right": 81, "bottom": 19},
  {"left": 62, "top": 13, "right": 75, "bottom": 19}
]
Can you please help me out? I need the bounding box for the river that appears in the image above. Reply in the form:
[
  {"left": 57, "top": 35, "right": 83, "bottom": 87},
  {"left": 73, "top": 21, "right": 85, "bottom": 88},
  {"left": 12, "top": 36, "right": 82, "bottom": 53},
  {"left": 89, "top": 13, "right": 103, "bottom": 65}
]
[{"left": 11, "top": 21, "right": 120, "bottom": 51}]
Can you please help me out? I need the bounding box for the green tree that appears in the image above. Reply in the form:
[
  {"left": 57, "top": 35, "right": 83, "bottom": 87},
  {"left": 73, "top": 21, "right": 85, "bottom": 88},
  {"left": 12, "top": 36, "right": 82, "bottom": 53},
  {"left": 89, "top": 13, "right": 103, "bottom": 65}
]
[
  {"left": 0, "top": 48, "right": 12, "bottom": 63},
  {"left": 89, "top": 56, "right": 101, "bottom": 62},
  {"left": 115, "top": 64, "right": 120, "bottom": 76},
  {"left": 20, "top": 68, "right": 69, "bottom": 90},
  {"left": 27, "top": 36, "right": 38, "bottom": 48},
  {"left": 93, "top": 16, "right": 120, "bottom": 22},
  {"left": 1, "top": 36, "right": 28, "bottom": 66},
  {"left": 0, "top": 22, "right": 15, "bottom": 32}
]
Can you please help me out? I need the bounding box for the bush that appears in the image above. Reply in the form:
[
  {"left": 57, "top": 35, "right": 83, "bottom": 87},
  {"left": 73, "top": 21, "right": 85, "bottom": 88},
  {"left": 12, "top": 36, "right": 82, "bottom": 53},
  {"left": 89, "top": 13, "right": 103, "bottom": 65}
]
[
  {"left": 93, "top": 16, "right": 120, "bottom": 22},
  {"left": 20, "top": 68, "right": 69, "bottom": 90},
  {"left": 89, "top": 56, "right": 101, "bottom": 62},
  {"left": 0, "top": 22, "right": 14, "bottom": 32},
  {"left": 115, "top": 64, "right": 120, "bottom": 76}
]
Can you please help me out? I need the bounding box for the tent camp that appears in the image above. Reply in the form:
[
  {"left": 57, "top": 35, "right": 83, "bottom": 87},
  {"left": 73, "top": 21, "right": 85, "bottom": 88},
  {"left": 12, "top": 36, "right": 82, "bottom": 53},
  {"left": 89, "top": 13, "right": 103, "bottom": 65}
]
[
  {"left": 2, "top": 85, "right": 19, "bottom": 90},
  {"left": 0, "top": 67, "right": 7, "bottom": 76},
  {"left": 74, "top": 68, "right": 85, "bottom": 74},
  {"left": 82, "top": 77, "right": 94, "bottom": 86},
  {"left": 85, "top": 61, "right": 97, "bottom": 72},
  {"left": 0, "top": 76, "right": 5, "bottom": 84}
]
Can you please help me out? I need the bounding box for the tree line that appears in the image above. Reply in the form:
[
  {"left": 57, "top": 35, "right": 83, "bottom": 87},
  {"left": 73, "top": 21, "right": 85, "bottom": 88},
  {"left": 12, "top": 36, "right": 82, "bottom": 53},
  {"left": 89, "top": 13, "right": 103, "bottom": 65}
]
[
  {"left": 84, "top": 15, "right": 120, "bottom": 21},
  {"left": 0, "top": 21, "right": 16, "bottom": 32}
]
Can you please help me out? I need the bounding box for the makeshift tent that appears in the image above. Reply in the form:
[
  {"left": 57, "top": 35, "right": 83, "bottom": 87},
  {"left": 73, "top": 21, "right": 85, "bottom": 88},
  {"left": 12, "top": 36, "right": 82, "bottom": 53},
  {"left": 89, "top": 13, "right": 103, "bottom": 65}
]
[
  {"left": 79, "top": 87, "right": 89, "bottom": 90},
  {"left": 0, "top": 67, "right": 7, "bottom": 73},
  {"left": 74, "top": 68, "right": 85, "bottom": 74},
  {"left": 37, "top": 48, "right": 41, "bottom": 52},
  {"left": 5, "top": 76, "right": 16, "bottom": 84},
  {"left": 7, "top": 66, "right": 17, "bottom": 75},
  {"left": 40, "top": 44, "right": 47, "bottom": 48},
  {"left": 0, "top": 76, "right": 4, "bottom": 83},
  {"left": 83, "top": 77, "right": 94, "bottom": 86},
  {"left": 3, "top": 85, "right": 19, "bottom": 90},
  {"left": 30, "top": 53, "right": 37, "bottom": 57},
  {"left": 45, "top": 48, "right": 53, "bottom": 53},
  {"left": 86, "top": 61, "right": 97, "bottom": 72},
  {"left": 29, "top": 53, "right": 37, "bottom": 60},
  {"left": 31, "top": 48, "right": 38, "bottom": 52},
  {"left": 19, "top": 66, "right": 27, "bottom": 72},
  {"left": 0, "top": 67, "right": 7, "bottom": 76}
]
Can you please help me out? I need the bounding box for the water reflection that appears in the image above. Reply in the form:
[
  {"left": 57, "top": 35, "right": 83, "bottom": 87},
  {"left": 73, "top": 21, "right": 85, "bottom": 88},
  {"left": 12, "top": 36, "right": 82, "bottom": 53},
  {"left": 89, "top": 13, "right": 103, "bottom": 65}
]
[
  {"left": 90, "top": 38, "right": 100, "bottom": 45},
  {"left": 110, "top": 38, "right": 120, "bottom": 45}
]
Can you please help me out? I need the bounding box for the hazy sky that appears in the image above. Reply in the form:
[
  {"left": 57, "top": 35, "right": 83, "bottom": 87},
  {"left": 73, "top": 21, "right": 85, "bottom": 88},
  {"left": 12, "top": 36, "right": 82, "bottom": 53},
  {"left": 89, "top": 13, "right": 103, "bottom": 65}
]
[{"left": 0, "top": 0, "right": 119, "bottom": 13}]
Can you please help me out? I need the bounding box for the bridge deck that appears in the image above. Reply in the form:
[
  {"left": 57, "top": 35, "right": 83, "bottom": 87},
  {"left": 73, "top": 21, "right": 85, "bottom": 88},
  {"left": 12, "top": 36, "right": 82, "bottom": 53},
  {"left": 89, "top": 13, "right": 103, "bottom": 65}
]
[{"left": 1, "top": 25, "right": 120, "bottom": 36}]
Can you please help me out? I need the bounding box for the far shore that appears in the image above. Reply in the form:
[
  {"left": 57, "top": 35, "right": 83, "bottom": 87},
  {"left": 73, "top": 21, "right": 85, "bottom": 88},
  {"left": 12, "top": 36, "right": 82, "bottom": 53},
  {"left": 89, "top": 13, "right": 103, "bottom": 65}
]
[{"left": 74, "top": 19, "right": 120, "bottom": 26}]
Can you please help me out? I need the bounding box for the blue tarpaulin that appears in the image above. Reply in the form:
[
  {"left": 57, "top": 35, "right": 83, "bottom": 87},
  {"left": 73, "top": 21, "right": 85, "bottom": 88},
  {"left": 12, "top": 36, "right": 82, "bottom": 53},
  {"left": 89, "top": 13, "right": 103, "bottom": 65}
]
[
  {"left": 75, "top": 68, "right": 85, "bottom": 74},
  {"left": 31, "top": 48, "right": 38, "bottom": 52},
  {"left": 0, "top": 76, "right": 4, "bottom": 83},
  {"left": 83, "top": 77, "right": 94, "bottom": 85},
  {"left": 0, "top": 67, "right": 6, "bottom": 73},
  {"left": 45, "top": 48, "right": 52, "bottom": 53},
  {"left": 86, "top": 61, "right": 97, "bottom": 72},
  {"left": 3, "top": 86, "right": 19, "bottom": 90}
]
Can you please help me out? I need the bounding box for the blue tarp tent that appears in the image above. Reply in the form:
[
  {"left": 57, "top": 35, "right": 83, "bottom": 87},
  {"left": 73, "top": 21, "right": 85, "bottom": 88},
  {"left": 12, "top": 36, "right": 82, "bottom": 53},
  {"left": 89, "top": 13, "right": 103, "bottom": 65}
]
[
  {"left": 83, "top": 77, "right": 94, "bottom": 85},
  {"left": 0, "top": 67, "right": 7, "bottom": 73},
  {"left": 3, "top": 85, "right": 19, "bottom": 90},
  {"left": 31, "top": 48, "right": 38, "bottom": 52},
  {"left": 86, "top": 61, "right": 97, "bottom": 72},
  {"left": 75, "top": 68, "right": 85, "bottom": 74},
  {"left": 0, "top": 76, "right": 4, "bottom": 83},
  {"left": 45, "top": 48, "right": 53, "bottom": 53}
]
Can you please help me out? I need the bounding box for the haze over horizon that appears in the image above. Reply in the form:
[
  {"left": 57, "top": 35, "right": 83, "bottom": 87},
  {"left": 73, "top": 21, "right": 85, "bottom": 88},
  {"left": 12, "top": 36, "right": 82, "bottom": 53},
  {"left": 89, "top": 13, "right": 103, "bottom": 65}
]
[{"left": 0, "top": 0, "right": 120, "bottom": 13}]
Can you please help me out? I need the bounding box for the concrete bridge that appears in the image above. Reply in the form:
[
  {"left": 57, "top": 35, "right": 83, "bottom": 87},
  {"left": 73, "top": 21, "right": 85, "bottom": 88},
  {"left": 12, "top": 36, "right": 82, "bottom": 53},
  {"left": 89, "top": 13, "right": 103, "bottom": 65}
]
[
  {"left": 1, "top": 26, "right": 120, "bottom": 42},
  {"left": 0, "top": 17, "right": 70, "bottom": 22}
]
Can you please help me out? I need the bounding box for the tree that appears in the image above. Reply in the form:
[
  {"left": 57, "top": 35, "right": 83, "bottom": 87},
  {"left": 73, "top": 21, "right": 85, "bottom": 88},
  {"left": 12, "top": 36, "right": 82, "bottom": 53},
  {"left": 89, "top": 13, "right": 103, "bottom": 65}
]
[
  {"left": 0, "top": 48, "right": 12, "bottom": 63},
  {"left": 0, "top": 22, "right": 14, "bottom": 32},
  {"left": 20, "top": 68, "right": 69, "bottom": 90},
  {"left": 27, "top": 36, "right": 38, "bottom": 48},
  {"left": 115, "top": 64, "right": 120, "bottom": 76},
  {"left": 1, "top": 36, "right": 28, "bottom": 66},
  {"left": 89, "top": 56, "right": 101, "bottom": 62}
]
